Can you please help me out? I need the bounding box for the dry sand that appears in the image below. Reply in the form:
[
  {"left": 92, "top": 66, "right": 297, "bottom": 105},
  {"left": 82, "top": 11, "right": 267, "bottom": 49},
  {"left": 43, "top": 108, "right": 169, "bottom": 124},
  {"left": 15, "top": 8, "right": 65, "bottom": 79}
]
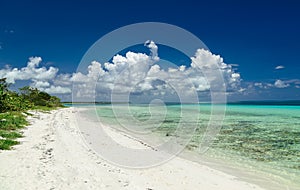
[{"left": 0, "top": 108, "right": 265, "bottom": 190}]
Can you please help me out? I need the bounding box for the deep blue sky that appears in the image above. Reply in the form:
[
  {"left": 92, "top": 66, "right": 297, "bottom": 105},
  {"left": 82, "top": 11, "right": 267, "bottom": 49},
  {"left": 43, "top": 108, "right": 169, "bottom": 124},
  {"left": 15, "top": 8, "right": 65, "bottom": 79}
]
[{"left": 0, "top": 0, "right": 299, "bottom": 100}]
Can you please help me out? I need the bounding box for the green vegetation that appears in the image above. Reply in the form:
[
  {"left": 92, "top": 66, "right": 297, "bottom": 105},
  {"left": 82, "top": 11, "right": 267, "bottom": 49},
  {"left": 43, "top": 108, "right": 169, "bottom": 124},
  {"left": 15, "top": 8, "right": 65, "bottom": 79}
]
[{"left": 0, "top": 78, "right": 63, "bottom": 150}]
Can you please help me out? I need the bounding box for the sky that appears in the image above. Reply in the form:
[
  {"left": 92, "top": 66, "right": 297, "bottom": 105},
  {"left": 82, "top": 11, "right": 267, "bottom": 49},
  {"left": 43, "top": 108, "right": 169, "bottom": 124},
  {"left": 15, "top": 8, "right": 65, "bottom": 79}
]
[{"left": 0, "top": 0, "right": 299, "bottom": 102}]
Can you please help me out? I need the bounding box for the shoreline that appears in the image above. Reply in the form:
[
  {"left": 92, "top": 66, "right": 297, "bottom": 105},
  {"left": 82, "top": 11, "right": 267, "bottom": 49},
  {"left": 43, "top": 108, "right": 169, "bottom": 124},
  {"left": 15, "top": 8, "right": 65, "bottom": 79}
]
[
  {"left": 0, "top": 107, "right": 277, "bottom": 189},
  {"left": 79, "top": 107, "right": 299, "bottom": 190}
]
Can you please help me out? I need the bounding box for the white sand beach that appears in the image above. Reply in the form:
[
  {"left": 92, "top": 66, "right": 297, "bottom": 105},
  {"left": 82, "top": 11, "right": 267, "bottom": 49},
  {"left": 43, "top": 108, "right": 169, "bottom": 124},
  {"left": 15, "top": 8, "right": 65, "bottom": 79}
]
[{"left": 0, "top": 108, "right": 266, "bottom": 190}]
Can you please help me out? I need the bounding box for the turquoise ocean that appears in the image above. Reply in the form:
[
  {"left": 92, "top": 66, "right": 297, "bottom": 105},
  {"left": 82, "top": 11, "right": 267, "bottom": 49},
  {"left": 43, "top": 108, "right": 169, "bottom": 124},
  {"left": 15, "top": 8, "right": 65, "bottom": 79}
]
[{"left": 68, "top": 103, "right": 300, "bottom": 190}]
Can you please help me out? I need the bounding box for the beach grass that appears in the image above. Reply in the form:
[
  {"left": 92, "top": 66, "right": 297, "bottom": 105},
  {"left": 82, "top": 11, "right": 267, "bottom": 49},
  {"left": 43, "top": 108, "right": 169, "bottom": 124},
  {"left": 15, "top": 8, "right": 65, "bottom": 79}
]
[
  {"left": 0, "top": 112, "right": 28, "bottom": 150},
  {"left": 0, "top": 139, "right": 20, "bottom": 150},
  {"left": 0, "top": 130, "right": 23, "bottom": 139},
  {"left": 33, "top": 105, "right": 64, "bottom": 112},
  {"left": 0, "top": 112, "right": 28, "bottom": 130}
]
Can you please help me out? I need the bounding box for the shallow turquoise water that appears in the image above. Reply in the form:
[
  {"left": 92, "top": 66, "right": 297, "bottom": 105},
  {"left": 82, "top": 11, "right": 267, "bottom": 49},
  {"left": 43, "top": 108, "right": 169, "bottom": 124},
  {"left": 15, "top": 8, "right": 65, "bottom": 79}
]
[{"left": 84, "top": 104, "right": 300, "bottom": 189}]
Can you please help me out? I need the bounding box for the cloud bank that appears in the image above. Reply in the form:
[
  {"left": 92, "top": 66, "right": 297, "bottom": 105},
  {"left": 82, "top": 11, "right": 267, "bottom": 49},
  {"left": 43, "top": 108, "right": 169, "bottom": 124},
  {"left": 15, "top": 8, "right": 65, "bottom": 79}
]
[
  {"left": 251, "top": 79, "right": 299, "bottom": 90},
  {"left": 5, "top": 41, "right": 297, "bottom": 101},
  {"left": 69, "top": 41, "right": 243, "bottom": 102}
]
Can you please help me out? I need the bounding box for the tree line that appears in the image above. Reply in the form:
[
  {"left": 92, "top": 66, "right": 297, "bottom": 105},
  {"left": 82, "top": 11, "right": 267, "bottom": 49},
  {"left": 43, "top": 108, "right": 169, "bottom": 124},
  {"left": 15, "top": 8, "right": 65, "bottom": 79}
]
[{"left": 0, "top": 78, "right": 62, "bottom": 113}]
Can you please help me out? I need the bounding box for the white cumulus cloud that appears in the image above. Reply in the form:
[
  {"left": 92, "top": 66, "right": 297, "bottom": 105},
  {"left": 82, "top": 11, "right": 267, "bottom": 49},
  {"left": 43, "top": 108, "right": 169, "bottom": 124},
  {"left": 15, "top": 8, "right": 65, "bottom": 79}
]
[
  {"left": 31, "top": 80, "right": 50, "bottom": 88},
  {"left": 275, "top": 65, "right": 285, "bottom": 70},
  {"left": 42, "top": 85, "right": 71, "bottom": 94},
  {"left": 274, "top": 79, "right": 290, "bottom": 88},
  {"left": 68, "top": 43, "right": 242, "bottom": 101},
  {"left": 0, "top": 57, "right": 71, "bottom": 94},
  {"left": 0, "top": 56, "right": 58, "bottom": 84}
]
